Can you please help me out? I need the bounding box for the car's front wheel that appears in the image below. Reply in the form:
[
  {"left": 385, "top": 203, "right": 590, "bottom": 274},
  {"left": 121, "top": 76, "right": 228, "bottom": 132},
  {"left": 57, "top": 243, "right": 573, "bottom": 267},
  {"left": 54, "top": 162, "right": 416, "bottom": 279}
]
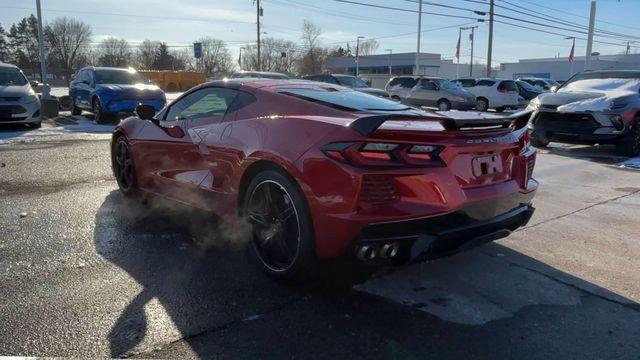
[
  {"left": 243, "top": 170, "right": 316, "bottom": 280},
  {"left": 616, "top": 118, "right": 640, "bottom": 156},
  {"left": 437, "top": 99, "right": 451, "bottom": 111},
  {"left": 93, "top": 97, "right": 107, "bottom": 124},
  {"left": 113, "top": 136, "right": 139, "bottom": 197}
]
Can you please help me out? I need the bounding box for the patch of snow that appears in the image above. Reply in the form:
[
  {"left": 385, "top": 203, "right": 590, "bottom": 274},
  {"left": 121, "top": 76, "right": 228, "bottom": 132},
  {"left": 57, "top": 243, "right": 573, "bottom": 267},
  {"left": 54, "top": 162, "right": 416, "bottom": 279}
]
[
  {"left": 0, "top": 116, "right": 114, "bottom": 145},
  {"left": 557, "top": 79, "right": 640, "bottom": 113},
  {"left": 618, "top": 156, "right": 640, "bottom": 170}
]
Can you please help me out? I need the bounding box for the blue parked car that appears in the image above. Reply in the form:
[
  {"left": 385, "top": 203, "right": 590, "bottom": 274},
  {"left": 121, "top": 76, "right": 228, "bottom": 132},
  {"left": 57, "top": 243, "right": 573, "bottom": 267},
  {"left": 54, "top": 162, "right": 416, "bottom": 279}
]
[{"left": 69, "top": 67, "right": 166, "bottom": 123}]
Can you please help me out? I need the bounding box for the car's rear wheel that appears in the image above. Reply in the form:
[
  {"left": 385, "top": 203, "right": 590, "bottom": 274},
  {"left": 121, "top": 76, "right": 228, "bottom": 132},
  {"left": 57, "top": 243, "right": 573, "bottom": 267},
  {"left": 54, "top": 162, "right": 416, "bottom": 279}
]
[
  {"left": 437, "top": 99, "right": 451, "bottom": 111},
  {"left": 616, "top": 118, "right": 640, "bottom": 156},
  {"left": 243, "top": 170, "right": 316, "bottom": 280},
  {"left": 29, "top": 121, "right": 41, "bottom": 129},
  {"left": 113, "top": 136, "right": 139, "bottom": 197},
  {"left": 71, "top": 100, "right": 82, "bottom": 115},
  {"left": 476, "top": 97, "right": 489, "bottom": 112}
]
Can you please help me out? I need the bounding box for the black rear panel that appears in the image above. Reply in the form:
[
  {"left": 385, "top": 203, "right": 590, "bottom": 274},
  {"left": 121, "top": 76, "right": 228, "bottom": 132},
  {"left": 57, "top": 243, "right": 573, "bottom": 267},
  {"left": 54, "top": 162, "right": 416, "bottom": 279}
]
[{"left": 533, "top": 112, "right": 600, "bottom": 135}]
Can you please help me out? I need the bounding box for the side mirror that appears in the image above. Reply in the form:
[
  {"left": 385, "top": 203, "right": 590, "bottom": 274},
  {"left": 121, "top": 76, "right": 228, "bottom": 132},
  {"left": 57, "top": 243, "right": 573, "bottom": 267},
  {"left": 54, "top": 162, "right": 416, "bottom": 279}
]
[
  {"left": 550, "top": 85, "right": 558, "bottom": 93},
  {"left": 29, "top": 80, "right": 39, "bottom": 88},
  {"left": 135, "top": 104, "right": 156, "bottom": 121}
]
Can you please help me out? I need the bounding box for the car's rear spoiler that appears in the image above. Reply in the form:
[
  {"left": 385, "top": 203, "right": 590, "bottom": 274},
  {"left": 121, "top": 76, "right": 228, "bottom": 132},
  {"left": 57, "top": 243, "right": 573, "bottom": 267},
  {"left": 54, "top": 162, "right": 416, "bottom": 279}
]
[{"left": 349, "top": 111, "right": 533, "bottom": 137}]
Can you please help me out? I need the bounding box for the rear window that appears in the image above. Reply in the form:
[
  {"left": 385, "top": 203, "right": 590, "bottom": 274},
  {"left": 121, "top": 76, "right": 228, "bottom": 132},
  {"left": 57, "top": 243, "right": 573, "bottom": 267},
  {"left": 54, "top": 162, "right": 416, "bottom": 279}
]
[
  {"left": 476, "top": 80, "right": 496, "bottom": 87},
  {"left": 455, "top": 79, "right": 476, "bottom": 87},
  {"left": 279, "top": 87, "right": 410, "bottom": 111},
  {"left": 388, "top": 77, "right": 417, "bottom": 89},
  {"left": 498, "top": 80, "right": 518, "bottom": 92}
]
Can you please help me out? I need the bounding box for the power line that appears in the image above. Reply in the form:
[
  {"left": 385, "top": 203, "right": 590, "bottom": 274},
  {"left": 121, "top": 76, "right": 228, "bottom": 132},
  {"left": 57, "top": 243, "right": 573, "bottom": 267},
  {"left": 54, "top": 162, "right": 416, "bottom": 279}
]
[
  {"left": 399, "top": 0, "right": 486, "bottom": 15},
  {"left": 329, "top": 0, "right": 483, "bottom": 20},
  {"left": 510, "top": 0, "right": 640, "bottom": 32}
]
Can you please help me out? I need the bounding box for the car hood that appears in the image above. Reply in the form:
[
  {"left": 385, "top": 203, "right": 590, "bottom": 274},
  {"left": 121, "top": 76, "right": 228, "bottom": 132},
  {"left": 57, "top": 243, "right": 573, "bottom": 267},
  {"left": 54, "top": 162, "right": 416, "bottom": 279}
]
[
  {"left": 0, "top": 84, "right": 31, "bottom": 98},
  {"left": 356, "top": 87, "right": 389, "bottom": 97},
  {"left": 97, "top": 84, "right": 165, "bottom": 98},
  {"left": 536, "top": 91, "right": 605, "bottom": 106}
]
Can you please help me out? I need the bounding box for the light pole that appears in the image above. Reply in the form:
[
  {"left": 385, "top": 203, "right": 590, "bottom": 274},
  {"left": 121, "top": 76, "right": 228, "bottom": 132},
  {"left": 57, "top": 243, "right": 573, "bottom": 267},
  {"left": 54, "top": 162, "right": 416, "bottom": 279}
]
[
  {"left": 35, "top": 0, "right": 49, "bottom": 100},
  {"left": 355, "top": 36, "right": 364, "bottom": 77},
  {"left": 460, "top": 26, "right": 478, "bottom": 77},
  {"left": 386, "top": 49, "right": 393, "bottom": 75},
  {"left": 414, "top": 0, "right": 423, "bottom": 75},
  {"left": 584, "top": 0, "right": 596, "bottom": 70}
]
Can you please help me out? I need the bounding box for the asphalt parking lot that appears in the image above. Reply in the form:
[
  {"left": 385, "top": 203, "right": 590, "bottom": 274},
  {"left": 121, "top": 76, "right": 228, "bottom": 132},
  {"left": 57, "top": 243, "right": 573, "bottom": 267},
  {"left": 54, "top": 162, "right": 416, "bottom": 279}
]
[{"left": 0, "top": 114, "right": 639, "bottom": 359}]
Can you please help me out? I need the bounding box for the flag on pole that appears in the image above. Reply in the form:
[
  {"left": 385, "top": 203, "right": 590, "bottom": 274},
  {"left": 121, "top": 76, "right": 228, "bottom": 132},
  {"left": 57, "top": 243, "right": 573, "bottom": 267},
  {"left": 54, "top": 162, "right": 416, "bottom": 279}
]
[
  {"left": 568, "top": 39, "right": 575, "bottom": 63},
  {"left": 455, "top": 33, "right": 461, "bottom": 60}
]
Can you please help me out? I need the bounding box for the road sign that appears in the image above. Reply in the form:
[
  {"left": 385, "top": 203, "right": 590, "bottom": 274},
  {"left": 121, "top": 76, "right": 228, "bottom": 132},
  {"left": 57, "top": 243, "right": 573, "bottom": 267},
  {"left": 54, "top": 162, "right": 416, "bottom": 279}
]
[{"left": 194, "top": 42, "right": 202, "bottom": 59}]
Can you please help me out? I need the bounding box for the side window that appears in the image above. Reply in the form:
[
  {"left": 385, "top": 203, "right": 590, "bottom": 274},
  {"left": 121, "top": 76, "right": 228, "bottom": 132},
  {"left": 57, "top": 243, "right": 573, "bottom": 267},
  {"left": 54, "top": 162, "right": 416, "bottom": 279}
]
[
  {"left": 324, "top": 76, "right": 340, "bottom": 84},
  {"left": 401, "top": 78, "right": 417, "bottom": 88},
  {"left": 227, "top": 92, "right": 257, "bottom": 114},
  {"left": 387, "top": 78, "right": 401, "bottom": 87},
  {"left": 461, "top": 79, "right": 476, "bottom": 87},
  {"left": 419, "top": 79, "right": 437, "bottom": 90},
  {"left": 476, "top": 80, "right": 495, "bottom": 87},
  {"left": 165, "top": 87, "right": 239, "bottom": 122}
]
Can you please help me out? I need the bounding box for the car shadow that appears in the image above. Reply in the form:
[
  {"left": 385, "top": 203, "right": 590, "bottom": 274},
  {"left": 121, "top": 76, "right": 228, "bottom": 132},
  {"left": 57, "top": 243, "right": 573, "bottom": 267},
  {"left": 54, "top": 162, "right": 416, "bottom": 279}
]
[
  {"left": 95, "top": 191, "right": 640, "bottom": 359},
  {"left": 539, "top": 143, "right": 628, "bottom": 165}
]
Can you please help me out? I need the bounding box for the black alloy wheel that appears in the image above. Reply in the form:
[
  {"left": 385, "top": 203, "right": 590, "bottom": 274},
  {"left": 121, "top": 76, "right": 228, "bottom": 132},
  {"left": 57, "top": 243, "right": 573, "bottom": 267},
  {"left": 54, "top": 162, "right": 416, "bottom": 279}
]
[{"left": 113, "top": 137, "right": 138, "bottom": 196}]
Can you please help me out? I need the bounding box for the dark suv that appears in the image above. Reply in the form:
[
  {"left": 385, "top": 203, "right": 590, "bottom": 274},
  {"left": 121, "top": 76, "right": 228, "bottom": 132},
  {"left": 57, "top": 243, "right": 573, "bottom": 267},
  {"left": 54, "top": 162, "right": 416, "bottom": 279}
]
[{"left": 527, "top": 70, "right": 640, "bottom": 156}]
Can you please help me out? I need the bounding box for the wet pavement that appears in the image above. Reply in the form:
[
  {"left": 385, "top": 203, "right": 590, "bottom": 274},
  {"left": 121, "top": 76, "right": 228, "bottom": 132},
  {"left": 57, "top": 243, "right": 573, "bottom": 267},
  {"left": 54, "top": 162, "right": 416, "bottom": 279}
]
[{"left": 1, "top": 123, "right": 639, "bottom": 359}]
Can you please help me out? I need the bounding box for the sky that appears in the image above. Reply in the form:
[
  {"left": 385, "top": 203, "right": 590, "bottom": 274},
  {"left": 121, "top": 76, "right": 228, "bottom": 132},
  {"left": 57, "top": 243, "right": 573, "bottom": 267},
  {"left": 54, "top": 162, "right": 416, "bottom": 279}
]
[{"left": 1, "top": 0, "right": 639, "bottom": 67}]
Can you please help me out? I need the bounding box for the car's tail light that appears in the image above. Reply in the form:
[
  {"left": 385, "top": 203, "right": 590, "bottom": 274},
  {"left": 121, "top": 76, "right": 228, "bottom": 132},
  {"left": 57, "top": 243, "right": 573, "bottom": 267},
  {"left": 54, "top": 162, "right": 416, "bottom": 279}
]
[
  {"left": 519, "top": 129, "right": 532, "bottom": 155},
  {"left": 322, "top": 142, "right": 443, "bottom": 168}
]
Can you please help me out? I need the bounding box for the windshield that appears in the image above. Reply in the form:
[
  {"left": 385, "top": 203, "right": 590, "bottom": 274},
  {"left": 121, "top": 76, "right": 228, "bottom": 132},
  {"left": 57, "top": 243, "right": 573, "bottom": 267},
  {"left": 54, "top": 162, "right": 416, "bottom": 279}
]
[
  {"left": 335, "top": 76, "right": 369, "bottom": 88},
  {"left": 95, "top": 69, "right": 146, "bottom": 85},
  {"left": 279, "top": 87, "right": 410, "bottom": 111},
  {"left": 517, "top": 80, "right": 538, "bottom": 91},
  {"left": 431, "top": 78, "right": 459, "bottom": 90},
  {"left": 0, "top": 67, "right": 28, "bottom": 86}
]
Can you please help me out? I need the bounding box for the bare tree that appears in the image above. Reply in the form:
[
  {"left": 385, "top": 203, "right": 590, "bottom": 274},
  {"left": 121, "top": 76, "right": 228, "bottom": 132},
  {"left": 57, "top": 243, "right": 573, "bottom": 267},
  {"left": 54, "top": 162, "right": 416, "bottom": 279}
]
[
  {"left": 243, "top": 37, "right": 299, "bottom": 73},
  {"left": 44, "top": 17, "right": 92, "bottom": 84},
  {"left": 196, "top": 37, "right": 234, "bottom": 78},
  {"left": 358, "top": 39, "right": 379, "bottom": 56},
  {"left": 135, "top": 40, "right": 160, "bottom": 70},
  {"left": 298, "top": 20, "right": 326, "bottom": 75},
  {"left": 96, "top": 37, "right": 132, "bottom": 67}
]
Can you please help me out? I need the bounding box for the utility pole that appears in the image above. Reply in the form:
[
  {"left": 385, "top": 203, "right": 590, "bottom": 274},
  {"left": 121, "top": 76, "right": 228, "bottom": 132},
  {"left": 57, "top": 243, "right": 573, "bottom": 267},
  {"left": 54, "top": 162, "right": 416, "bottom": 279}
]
[
  {"left": 468, "top": 27, "right": 477, "bottom": 77},
  {"left": 356, "top": 36, "right": 364, "bottom": 77},
  {"left": 35, "top": 0, "right": 49, "bottom": 100},
  {"left": 584, "top": 0, "right": 596, "bottom": 71},
  {"left": 256, "top": 0, "right": 262, "bottom": 71},
  {"left": 456, "top": 27, "right": 461, "bottom": 78},
  {"left": 386, "top": 49, "right": 393, "bottom": 75},
  {"left": 414, "top": 0, "right": 423, "bottom": 75},
  {"left": 486, "top": 0, "right": 494, "bottom": 77}
]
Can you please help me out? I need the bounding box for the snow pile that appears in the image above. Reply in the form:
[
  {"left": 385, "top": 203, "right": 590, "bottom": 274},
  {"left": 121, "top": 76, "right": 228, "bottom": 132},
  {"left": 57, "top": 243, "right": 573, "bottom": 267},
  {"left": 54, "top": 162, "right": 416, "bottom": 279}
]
[
  {"left": 557, "top": 78, "right": 640, "bottom": 113},
  {"left": 618, "top": 156, "right": 640, "bottom": 170}
]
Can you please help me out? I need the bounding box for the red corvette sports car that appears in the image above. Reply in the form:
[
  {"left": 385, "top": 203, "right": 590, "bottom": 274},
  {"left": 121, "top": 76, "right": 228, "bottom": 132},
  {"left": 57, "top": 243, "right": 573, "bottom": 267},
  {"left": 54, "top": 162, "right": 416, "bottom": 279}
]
[{"left": 111, "top": 79, "right": 537, "bottom": 279}]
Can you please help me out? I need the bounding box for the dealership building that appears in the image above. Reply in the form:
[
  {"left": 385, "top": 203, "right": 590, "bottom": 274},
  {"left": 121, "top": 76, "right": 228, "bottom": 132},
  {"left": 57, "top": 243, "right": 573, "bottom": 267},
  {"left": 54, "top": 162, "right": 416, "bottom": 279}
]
[{"left": 326, "top": 51, "right": 640, "bottom": 88}]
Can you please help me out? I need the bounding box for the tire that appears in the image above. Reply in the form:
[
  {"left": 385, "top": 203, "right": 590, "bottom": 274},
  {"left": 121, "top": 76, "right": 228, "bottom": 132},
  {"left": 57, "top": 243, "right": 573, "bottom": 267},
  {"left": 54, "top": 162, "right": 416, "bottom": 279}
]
[
  {"left": 476, "top": 97, "right": 489, "bottom": 112},
  {"left": 242, "top": 170, "right": 316, "bottom": 280},
  {"left": 112, "top": 136, "right": 139, "bottom": 197},
  {"left": 29, "top": 121, "right": 41, "bottom": 129},
  {"left": 71, "top": 100, "right": 82, "bottom": 115},
  {"left": 495, "top": 107, "right": 506, "bottom": 113},
  {"left": 530, "top": 130, "right": 550, "bottom": 148},
  {"left": 437, "top": 99, "right": 451, "bottom": 111},
  {"left": 93, "top": 97, "right": 108, "bottom": 124},
  {"left": 615, "top": 119, "right": 640, "bottom": 156}
]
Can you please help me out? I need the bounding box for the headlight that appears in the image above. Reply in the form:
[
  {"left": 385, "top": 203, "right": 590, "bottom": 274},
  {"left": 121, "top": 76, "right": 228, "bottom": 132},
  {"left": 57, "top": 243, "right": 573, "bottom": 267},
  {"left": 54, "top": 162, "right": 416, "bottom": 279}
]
[
  {"left": 526, "top": 97, "right": 540, "bottom": 111},
  {"left": 23, "top": 94, "right": 39, "bottom": 104}
]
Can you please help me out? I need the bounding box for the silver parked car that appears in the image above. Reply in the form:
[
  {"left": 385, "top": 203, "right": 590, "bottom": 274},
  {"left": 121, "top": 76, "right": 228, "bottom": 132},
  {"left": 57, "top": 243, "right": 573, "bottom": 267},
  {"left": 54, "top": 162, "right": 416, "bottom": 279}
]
[
  {"left": 0, "top": 62, "right": 41, "bottom": 127},
  {"left": 385, "top": 76, "right": 476, "bottom": 111}
]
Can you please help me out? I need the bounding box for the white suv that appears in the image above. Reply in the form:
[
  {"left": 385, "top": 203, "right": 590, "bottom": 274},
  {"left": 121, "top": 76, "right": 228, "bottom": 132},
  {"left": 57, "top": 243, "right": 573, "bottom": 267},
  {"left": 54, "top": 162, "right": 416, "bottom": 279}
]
[
  {"left": 0, "top": 63, "right": 42, "bottom": 127},
  {"left": 453, "top": 78, "right": 524, "bottom": 112}
]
